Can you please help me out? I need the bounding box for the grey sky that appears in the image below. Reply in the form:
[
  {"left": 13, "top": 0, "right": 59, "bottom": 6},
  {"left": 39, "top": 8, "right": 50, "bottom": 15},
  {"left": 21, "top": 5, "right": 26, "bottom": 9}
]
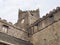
[{"left": 0, "top": 0, "right": 60, "bottom": 24}]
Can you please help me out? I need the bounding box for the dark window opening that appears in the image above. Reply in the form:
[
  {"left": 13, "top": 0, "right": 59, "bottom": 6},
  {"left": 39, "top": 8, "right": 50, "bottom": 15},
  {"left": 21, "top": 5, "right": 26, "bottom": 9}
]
[
  {"left": 3, "top": 25, "right": 8, "bottom": 28},
  {"left": 34, "top": 24, "right": 38, "bottom": 33},
  {"left": 49, "top": 14, "right": 54, "bottom": 23},
  {"left": 31, "top": 13, "right": 33, "bottom": 16},
  {"left": 49, "top": 15, "right": 53, "bottom": 18}
]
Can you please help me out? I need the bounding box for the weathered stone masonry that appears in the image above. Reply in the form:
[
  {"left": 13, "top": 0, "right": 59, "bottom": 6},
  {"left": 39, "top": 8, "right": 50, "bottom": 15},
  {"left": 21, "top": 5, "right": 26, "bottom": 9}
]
[
  {"left": 0, "top": 7, "right": 60, "bottom": 45},
  {"left": 0, "top": 18, "right": 32, "bottom": 45},
  {"left": 28, "top": 7, "right": 60, "bottom": 45}
]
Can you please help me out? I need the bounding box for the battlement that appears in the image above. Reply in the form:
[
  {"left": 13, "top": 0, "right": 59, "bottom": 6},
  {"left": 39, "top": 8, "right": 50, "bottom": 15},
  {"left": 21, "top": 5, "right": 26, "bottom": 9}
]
[
  {"left": 19, "top": 8, "right": 39, "bottom": 14},
  {"left": 28, "top": 7, "right": 60, "bottom": 27},
  {"left": 40, "top": 7, "right": 60, "bottom": 21},
  {"left": 0, "top": 18, "right": 13, "bottom": 25},
  {"left": 27, "top": 7, "right": 60, "bottom": 35},
  {"left": 43, "top": 7, "right": 60, "bottom": 18}
]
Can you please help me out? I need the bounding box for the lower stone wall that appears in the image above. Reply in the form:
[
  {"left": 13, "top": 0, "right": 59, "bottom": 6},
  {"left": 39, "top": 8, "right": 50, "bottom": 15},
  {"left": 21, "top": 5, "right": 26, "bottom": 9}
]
[
  {"left": 0, "top": 20, "right": 29, "bottom": 41},
  {"left": 0, "top": 32, "right": 33, "bottom": 45},
  {"left": 31, "top": 19, "right": 60, "bottom": 45}
]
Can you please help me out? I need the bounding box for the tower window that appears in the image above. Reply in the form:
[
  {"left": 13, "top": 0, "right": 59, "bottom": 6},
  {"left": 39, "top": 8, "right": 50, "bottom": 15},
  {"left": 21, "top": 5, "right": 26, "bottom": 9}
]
[{"left": 21, "top": 19, "right": 24, "bottom": 24}]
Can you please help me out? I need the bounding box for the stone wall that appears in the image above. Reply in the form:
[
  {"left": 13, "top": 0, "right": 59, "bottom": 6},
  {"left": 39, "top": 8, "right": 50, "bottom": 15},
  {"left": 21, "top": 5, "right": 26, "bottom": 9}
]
[
  {"left": 30, "top": 7, "right": 60, "bottom": 45},
  {"left": 0, "top": 32, "right": 33, "bottom": 45},
  {"left": 0, "top": 6, "right": 60, "bottom": 45},
  {"left": 0, "top": 18, "right": 29, "bottom": 41}
]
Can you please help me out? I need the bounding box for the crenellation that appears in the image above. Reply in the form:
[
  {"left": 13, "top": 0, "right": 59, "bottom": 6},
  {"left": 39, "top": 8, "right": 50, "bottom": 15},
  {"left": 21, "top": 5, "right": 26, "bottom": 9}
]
[
  {"left": 19, "top": 9, "right": 39, "bottom": 14},
  {"left": 52, "top": 9, "right": 57, "bottom": 13},
  {"left": 8, "top": 22, "right": 13, "bottom": 25},
  {"left": 46, "top": 13, "right": 49, "bottom": 16},
  {"left": 42, "top": 15, "right": 47, "bottom": 19},
  {"left": 2, "top": 19, "right": 7, "bottom": 22},
  {"left": 19, "top": 9, "right": 24, "bottom": 14},
  {"left": 49, "top": 11, "right": 54, "bottom": 16},
  {"left": 0, "top": 19, "right": 13, "bottom": 27},
  {"left": 40, "top": 7, "right": 60, "bottom": 22},
  {"left": 30, "top": 9, "right": 39, "bottom": 12},
  {"left": 56, "top": 7, "right": 60, "bottom": 11}
]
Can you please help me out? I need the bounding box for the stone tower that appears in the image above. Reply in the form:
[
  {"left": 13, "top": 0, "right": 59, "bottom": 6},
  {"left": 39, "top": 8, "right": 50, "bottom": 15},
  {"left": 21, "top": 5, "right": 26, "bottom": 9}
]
[{"left": 15, "top": 9, "right": 40, "bottom": 31}]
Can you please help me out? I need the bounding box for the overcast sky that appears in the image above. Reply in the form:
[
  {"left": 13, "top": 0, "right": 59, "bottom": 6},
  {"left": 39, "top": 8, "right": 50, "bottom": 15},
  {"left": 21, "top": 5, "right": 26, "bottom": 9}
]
[{"left": 0, "top": 0, "right": 60, "bottom": 24}]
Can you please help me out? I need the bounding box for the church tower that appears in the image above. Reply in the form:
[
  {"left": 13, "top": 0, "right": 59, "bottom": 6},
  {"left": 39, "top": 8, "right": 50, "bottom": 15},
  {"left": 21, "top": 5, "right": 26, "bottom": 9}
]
[{"left": 15, "top": 9, "right": 40, "bottom": 31}]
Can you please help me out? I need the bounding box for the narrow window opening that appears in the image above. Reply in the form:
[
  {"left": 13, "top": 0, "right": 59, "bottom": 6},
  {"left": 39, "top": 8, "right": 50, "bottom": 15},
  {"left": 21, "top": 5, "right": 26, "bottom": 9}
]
[
  {"left": 31, "top": 13, "right": 33, "bottom": 16},
  {"left": 21, "top": 19, "right": 24, "bottom": 24},
  {"left": 49, "top": 15, "right": 53, "bottom": 18}
]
